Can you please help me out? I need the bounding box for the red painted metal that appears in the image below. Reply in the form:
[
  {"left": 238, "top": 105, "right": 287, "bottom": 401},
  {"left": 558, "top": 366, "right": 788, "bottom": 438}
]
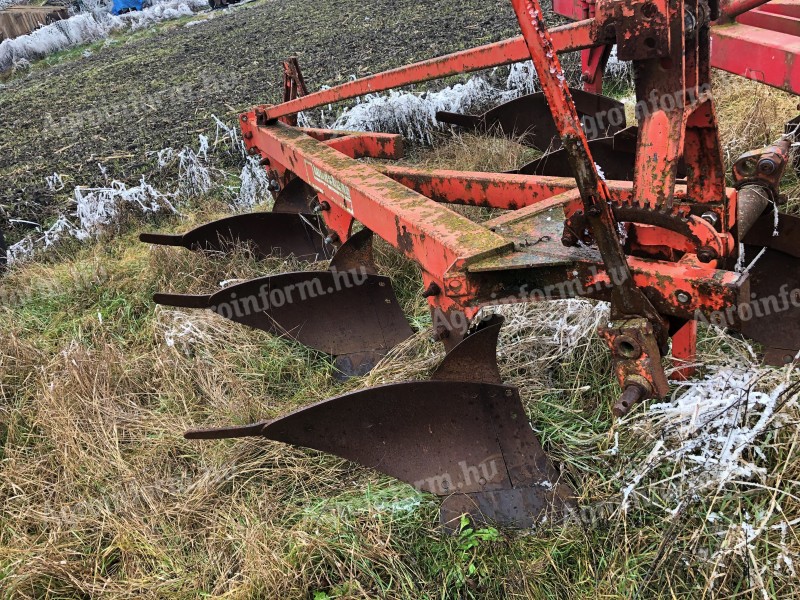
[
  {"left": 711, "top": 23, "right": 800, "bottom": 94},
  {"left": 718, "top": 0, "right": 779, "bottom": 20},
  {"left": 259, "top": 20, "right": 602, "bottom": 122},
  {"left": 581, "top": 45, "right": 611, "bottom": 94},
  {"left": 670, "top": 320, "right": 698, "bottom": 381},
  {"left": 231, "top": 0, "right": 800, "bottom": 400},
  {"left": 736, "top": 7, "right": 800, "bottom": 35},
  {"left": 557, "top": 0, "right": 800, "bottom": 96},
  {"left": 376, "top": 166, "right": 577, "bottom": 210}
]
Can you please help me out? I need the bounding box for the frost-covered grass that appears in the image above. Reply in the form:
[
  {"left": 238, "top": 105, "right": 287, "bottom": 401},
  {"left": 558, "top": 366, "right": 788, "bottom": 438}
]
[
  {"left": 0, "top": 0, "right": 208, "bottom": 71},
  {"left": 7, "top": 122, "right": 263, "bottom": 263},
  {"left": 321, "top": 54, "right": 630, "bottom": 146},
  {"left": 329, "top": 77, "right": 522, "bottom": 145}
]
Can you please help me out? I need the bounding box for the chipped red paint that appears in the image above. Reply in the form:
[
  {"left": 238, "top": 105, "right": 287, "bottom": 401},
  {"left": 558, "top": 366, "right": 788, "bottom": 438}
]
[
  {"left": 235, "top": 0, "right": 799, "bottom": 402},
  {"left": 322, "top": 133, "right": 404, "bottom": 160},
  {"left": 376, "top": 166, "right": 578, "bottom": 210}
]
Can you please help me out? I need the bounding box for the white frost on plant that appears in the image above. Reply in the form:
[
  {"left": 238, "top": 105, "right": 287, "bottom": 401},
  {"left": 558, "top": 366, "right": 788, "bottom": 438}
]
[
  {"left": 6, "top": 175, "right": 180, "bottom": 263},
  {"left": 506, "top": 61, "right": 539, "bottom": 96},
  {"left": 621, "top": 361, "right": 798, "bottom": 510},
  {"left": 605, "top": 46, "right": 631, "bottom": 81},
  {"left": 74, "top": 176, "right": 177, "bottom": 236},
  {"left": 212, "top": 114, "right": 245, "bottom": 157},
  {"left": 161, "top": 309, "right": 208, "bottom": 354},
  {"left": 153, "top": 135, "right": 212, "bottom": 197},
  {"left": 0, "top": 0, "right": 208, "bottom": 72},
  {"left": 549, "top": 298, "right": 609, "bottom": 348},
  {"left": 6, "top": 216, "right": 83, "bottom": 264},
  {"left": 45, "top": 172, "right": 65, "bottom": 192},
  {"left": 332, "top": 77, "right": 518, "bottom": 144},
  {"left": 234, "top": 156, "right": 271, "bottom": 210}
]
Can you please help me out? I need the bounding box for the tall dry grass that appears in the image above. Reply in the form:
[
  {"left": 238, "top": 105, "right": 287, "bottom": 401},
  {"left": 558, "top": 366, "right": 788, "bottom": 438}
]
[{"left": 1, "top": 73, "right": 800, "bottom": 599}]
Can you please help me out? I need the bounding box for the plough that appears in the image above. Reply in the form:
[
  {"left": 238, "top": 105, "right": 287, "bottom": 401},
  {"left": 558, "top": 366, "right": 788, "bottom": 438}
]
[{"left": 143, "top": 0, "right": 800, "bottom": 527}]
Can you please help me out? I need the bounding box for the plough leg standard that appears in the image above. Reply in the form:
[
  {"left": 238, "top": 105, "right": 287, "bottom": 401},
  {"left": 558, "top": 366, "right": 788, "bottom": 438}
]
[{"left": 143, "top": 0, "right": 800, "bottom": 527}]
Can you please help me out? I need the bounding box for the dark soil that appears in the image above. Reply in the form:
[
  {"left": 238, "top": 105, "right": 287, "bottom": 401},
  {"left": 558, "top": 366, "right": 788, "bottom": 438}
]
[{"left": 0, "top": 0, "right": 523, "bottom": 241}]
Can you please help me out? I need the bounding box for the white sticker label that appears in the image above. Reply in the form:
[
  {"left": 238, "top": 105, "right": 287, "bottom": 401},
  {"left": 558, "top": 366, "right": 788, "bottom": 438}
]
[{"left": 311, "top": 164, "right": 352, "bottom": 211}]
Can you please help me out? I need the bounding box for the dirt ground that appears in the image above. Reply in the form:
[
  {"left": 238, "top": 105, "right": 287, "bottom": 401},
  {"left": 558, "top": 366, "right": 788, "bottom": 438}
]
[{"left": 0, "top": 0, "right": 521, "bottom": 239}]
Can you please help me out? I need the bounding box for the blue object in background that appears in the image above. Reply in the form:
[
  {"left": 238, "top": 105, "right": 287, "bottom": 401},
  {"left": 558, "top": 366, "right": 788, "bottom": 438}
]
[{"left": 111, "top": 0, "right": 143, "bottom": 15}]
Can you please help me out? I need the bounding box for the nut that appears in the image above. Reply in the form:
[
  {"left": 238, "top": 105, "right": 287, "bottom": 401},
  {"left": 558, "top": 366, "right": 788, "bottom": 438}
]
[
  {"left": 701, "top": 211, "right": 718, "bottom": 226},
  {"left": 757, "top": 158, "right": 777, "bottom": 175},
  {"left": 696, "top": 246, "right": 718, "bottom": 263}
]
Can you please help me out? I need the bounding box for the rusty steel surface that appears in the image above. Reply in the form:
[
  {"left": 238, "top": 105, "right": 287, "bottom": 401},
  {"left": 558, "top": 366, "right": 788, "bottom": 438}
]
[
  {"left": 154, "top": 271, "right": 413, "bottom": 377},
  {"left": 551, "top": 0, "right": 799, "bottom": 95},
  {"left": 139, "top": 212, "right": 330, "bottom": 261},
  {"left": 241, "top": 120, "right": 515, "bottom": 277},
  {"left": 436, "top": 89, "right": 626, "bottom": 149},
  {"left": 743, "top": 212, "right": 800, "bottom": 259},
  {"left": 377, "top": 166, "right": 578, "bottom": 210},
  {"left": 510, "top": 0, "right": 671, "bottom": 404},
  {"left": 186, "top": 378, "right": 574, "bottom": 526},
  {"left": 328, "top": 227, "right": 379, "bottom": 274},
  {"left": 271, "top": 178, "right": 319, "bottom": 214},
  {"left": 737, "top": 246, "right": 800, "bottom": 365},
  {"left": 432, "top": 314, "right": 504, "bottom": 384},
  {"left": 519, "top": 134, "right": 636, "bottom": 180}
]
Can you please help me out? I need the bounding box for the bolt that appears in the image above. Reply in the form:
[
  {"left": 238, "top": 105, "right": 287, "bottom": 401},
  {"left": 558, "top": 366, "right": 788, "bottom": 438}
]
[
  {"left": 324, "top": 232, "right": 340, "bottom": 245},
  {"left": 421, "top": 282, "right": 441, "bottom": 298},
  {"left": 267, "top": 179, "right": 281, "bottom": 192},
  {"left": 613, "top": 384, "right": 647, "bottom": 417},
  {"left": 248, "top": 147, "right": 259, "bottom": 156},
  {"left": 259, "top": 157, "right": 270, "bottom": 167},
  {"left": 676, "top": 291, "right": 692, "bottom": 304},
  {"left": 587, "top": 205, "right": 601, "bottom": 217},
  {"left": 244, "top": 131, "right": 253, "bottom": 140},
  {"left": 504, "top": 389, "right": 513, "bottom": 397},
  {"left": 561, "top": 231, "right": 579, "bottom": 247},
  {"left": 758, "top": 158, "right": 777, "bottom": 175},
  {"left": 701, "top": 211, "right": 719, "bottom": 226},
  {"left": 697, "top": 246, "right": 718, "bottom": 263},
  {"left": 312, "top": 201, "right": 330, "bottom": 214},
  {"left": 241, "top": 114, "right": 248, "bottom": 122}
]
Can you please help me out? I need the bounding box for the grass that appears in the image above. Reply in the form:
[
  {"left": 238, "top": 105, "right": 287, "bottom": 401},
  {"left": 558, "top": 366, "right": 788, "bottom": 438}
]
[{"left": 2, "top": 23, "right": 800, "bottom": 600}]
